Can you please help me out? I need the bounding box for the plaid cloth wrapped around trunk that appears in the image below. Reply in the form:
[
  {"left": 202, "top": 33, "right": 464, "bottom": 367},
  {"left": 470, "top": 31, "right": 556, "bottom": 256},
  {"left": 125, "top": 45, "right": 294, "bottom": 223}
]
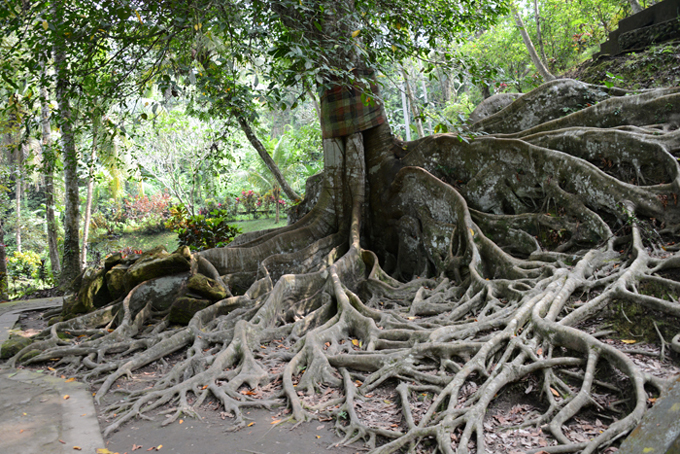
[{"left": 320, "top": 76, "right": 386, "bottom": 139}]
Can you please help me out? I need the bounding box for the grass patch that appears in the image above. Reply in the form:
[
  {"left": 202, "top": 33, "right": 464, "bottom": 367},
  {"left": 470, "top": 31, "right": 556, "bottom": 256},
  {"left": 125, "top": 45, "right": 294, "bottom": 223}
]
[
  {"left": 232, "top": 217, "right": 286, "bottom": 234},
  {"left": 87, "top": 217, "right": 285, "bottom": 262}
]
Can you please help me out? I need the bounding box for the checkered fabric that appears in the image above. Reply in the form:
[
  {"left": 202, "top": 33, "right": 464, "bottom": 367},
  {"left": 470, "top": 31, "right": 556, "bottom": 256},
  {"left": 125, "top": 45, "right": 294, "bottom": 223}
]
[{"left": 320, "top": 79, "right": 386, "bottom": 139}]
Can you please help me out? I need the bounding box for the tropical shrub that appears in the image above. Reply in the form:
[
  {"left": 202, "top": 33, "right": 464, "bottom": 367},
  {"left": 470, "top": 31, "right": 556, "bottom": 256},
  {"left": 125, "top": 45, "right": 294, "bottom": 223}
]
[
  {"left": 123, "top": 192, "right": 171, "bottom": 220},
  {"left": 166, "top": 205, "right": 241, "bottom": 251},
  {"left": 236, "top": 190, "right": 258, "bottom": 217},
  {"left": 7, "top": 250, "right": 42, "bottom": 279}
]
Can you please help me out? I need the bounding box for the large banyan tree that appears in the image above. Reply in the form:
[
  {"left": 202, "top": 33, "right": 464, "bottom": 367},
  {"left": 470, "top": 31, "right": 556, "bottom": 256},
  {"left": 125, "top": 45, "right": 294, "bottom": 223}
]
[{"left": 4, "top": 1, "right": 680, "bottom": 453}]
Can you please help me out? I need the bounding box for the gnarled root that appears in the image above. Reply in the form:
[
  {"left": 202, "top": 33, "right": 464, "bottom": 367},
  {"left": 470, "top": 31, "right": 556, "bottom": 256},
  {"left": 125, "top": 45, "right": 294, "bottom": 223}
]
[{"left": 5, "top": 80, "right": 680, "bottom": 454}]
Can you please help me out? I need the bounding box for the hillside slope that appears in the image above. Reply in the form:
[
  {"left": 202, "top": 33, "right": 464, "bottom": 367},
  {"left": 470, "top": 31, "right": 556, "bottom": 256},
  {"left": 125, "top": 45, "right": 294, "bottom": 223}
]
[{"left": 565, "top": 38, "right": 680, "bottom": 89}]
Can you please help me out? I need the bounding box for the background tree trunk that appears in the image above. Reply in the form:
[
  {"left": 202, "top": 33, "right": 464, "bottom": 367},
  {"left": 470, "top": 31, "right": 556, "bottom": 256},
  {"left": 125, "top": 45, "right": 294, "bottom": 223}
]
[
  {"left": 274, "top": 186, "right": 281, "bottom": 224},
  {"left": 14, "top": 144, "right": 23, "bottom": 253},
  {"left": 81, "top": 120, "right": 97, "bottom": 268},
  {"left": 54, "top": 46, "right": 82, "bottom": 286},
  {"left": 238, "top": 117, "right": 301, "bottom": 201},
  {"left": 421, "top": 79, "right": 433, "bottom": 135},
  {"left": 41, "top": 78, "right": 61, "bottom": 277},
  {"left": 511, "top": 5, "right": 555, "bottom": 82},
  {"left": 401, "top": 68, "right": 425, "bottom": 138},
  {"left": 627, "top": 0, "right": 643, "bottom": 14},
  {"left": 533, "top": 0, "right": 549, "bottom": 66},
  {"left": 0, "top": 220, "right": 7, "bottom": 300},
  {"left": 400, "top": 82, "right": 411, "bottom": 140},
  {"left": 307, "top": 90, "right": 321, "bottom": 122}
]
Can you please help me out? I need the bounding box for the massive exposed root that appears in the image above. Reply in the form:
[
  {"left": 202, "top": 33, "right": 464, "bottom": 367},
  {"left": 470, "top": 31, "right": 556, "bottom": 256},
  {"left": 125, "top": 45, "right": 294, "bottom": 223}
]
[{"left": 3, "top": 79, "right": 680, "bottom": 453}]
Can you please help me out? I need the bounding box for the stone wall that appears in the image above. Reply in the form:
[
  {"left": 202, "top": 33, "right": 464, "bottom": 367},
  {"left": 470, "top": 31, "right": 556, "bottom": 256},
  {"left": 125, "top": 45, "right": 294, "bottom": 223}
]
[{"left": 596, "top": 0, "right": 680, "bottom": 57}]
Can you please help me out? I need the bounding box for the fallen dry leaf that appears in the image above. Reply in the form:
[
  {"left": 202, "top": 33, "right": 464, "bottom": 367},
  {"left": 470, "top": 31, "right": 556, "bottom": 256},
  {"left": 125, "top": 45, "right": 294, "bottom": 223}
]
[
  {"left": 73, "top": 447, "right": 82, "bottom": 451},
  {"left": 179, "top": 419, "right": 183, "bottom": 424},
  {"left": 132, "top": 444, "right": 142, "bottom": 451},
  {"left": 247, "top": 422, "right": 255, "bottom": 427},
  {"left": 96, "top": 449, "right": 116, "bottom": 454},
  {"left": 19, "top": 429, "right": 24, "bottom": 433},
  {"left": 66, "top": 377, "right": 76, "bottom": 382},
  {"left": 48, "top": 367, "right": 56, "bottom": 371},
  {"left": 63, "top": 395, "right": 70, "bottom": 400},
  {"left": 621, "top": 339, "right": 637, "bottom": 344},
  {"left": 156, "top": 445, "right": 162, "bottom": 450},
  {"left": 271, "top": 419, "right": 281, "bottom": 424},
  {"left": 59, "top": 440, "right": 66, "bottom": 444}
]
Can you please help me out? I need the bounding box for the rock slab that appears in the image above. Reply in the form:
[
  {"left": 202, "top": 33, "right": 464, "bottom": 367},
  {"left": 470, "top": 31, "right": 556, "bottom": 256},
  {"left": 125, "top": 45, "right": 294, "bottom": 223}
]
[{"left": 619, "top": 374, "right": 680, "bottom": 454}]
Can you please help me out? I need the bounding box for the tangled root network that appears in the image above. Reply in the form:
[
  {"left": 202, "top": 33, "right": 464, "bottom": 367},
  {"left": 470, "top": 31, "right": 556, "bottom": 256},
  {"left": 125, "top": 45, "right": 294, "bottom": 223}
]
[{"left": 6, "top": 80, "right": 680, "bottom": 454}]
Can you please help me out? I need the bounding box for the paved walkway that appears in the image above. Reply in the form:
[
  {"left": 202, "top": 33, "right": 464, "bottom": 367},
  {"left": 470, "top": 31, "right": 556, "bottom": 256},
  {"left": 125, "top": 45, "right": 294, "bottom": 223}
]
[
  {"left": 0, "top": 297, "right": 63, "bottom": 342},
  {"left": 0, "top": 297, "right": 105, "bottom": 454}
]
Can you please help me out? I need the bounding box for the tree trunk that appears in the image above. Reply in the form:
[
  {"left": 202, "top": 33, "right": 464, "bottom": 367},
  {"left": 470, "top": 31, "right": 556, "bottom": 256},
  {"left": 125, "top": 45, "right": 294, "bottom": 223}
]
[
  {"left": 238, "top": 117, "right": 301, "bottom": 201},
  {"left": 511, "top": 5, "right": 555, "bottom": 82},
  {"left": 533, "top": 0, "right": 549, "bottom": 66},
  {"left": 41, "top": 84, "right": 61, "bottom": 277},
  {"left": 0, "top": 219, "right": 7, "bottom": 300},
  {"left": 627, "top": 0, "right": 643, "bottom": 14},
  {"left": 307, "top": 89, "right": 321, "bottom": 122},
  {"left": 482, "top": 83, "right": 491, "bottom": 99},
  {"left": 15, "top": 144, "right": 23, "bottom": 253},
  {"left": 401, "top": 68, "right": 425, "bottom": 138},
  {"left": 436, "top": 62, "right": 452, "bottom": 104},
  {"left": 81, "top": 120, "right": 98, "bottom": 268},
  {"left": 54, "top": 45, "right": 82, "bottom": 286},
  {"left": 421, "top": 79, "right": 433, "bottom": 135},
  {"left": 400, "top": 82, "right": 411, "bottom": 140}
]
